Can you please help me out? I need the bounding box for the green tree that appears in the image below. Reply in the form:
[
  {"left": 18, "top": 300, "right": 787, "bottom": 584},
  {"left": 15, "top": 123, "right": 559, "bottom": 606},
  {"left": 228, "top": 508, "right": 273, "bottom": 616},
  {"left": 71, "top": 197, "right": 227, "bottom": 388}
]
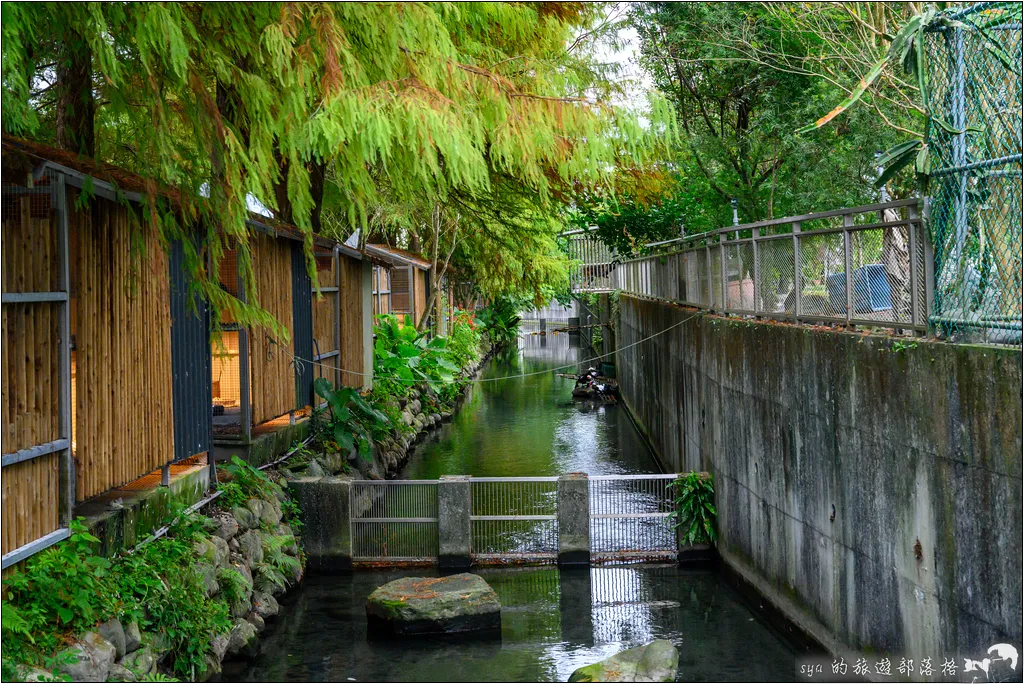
[
  {"left": 628, "top": 2, "right": 910, "bottom": 227},
  {"left": 3, "top": 2, "right": 671, "bottom": 331}
]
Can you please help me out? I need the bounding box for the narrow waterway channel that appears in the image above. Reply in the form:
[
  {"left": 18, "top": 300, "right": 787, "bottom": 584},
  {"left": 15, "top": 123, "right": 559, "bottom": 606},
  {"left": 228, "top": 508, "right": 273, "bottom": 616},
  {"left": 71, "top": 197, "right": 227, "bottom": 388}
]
[{"left": 231, "top": 331, "right": 798, "bottom": 682}]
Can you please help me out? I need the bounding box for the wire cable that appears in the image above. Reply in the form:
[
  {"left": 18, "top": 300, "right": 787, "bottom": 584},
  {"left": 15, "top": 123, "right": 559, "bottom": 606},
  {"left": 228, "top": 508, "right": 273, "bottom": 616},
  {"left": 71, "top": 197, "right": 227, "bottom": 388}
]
[{"left": 280, "top": 309, "right": 705, "bottom": 384}]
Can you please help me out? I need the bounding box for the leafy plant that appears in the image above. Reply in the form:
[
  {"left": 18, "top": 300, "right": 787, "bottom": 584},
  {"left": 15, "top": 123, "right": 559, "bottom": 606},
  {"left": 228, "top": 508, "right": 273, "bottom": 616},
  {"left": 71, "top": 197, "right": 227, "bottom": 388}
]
[
  {"left": 2, "top": 511, "right": 231, "bottom": 680},
  {"left": 313, "top": 377, "right": 391, "bottom": 461},
  {"left": 798, "top": 2, "right": 1021, "bottom": 188},
  {"left": 217, "top": 456, "right": 279, "bottom": 508},
  {"left": 475, "top": 298, "right": 522, "bottom": 348},
  {"left": 2, "top": 519, "right": 116, "bottom": 662},
  {"left": 668, "top": 473, "right": 717, "bottom": 546},
  {"left": 373, "top": 314, "right": 463, "bottom": 392}
]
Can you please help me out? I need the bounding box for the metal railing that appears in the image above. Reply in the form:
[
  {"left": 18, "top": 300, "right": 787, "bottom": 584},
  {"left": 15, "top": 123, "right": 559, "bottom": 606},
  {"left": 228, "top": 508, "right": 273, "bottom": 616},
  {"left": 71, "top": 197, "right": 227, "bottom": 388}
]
[
  {"left": 471, "top": 477, "right": 559, "bottom": 561},
  {"left": 565, "top": 230, "right": 617, "bottom": 292},
  {"left": 589, "top": 474, "right": 677, "bottom": 561},
  {"left": 347, "top": 473, "right": 681, "bottom": 566},
  {"left": 613, "top": 199, "right": 929, "bottom": 332},
  {"left": 352, "top": 480, "right": 439, "bottom": 563}
]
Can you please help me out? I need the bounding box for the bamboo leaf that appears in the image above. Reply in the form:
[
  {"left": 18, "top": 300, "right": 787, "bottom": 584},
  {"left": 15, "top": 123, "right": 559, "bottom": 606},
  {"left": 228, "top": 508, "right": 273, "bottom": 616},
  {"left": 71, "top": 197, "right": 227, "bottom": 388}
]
[{"left": 795, "top": 60, "right": 887, "bottom": 134}]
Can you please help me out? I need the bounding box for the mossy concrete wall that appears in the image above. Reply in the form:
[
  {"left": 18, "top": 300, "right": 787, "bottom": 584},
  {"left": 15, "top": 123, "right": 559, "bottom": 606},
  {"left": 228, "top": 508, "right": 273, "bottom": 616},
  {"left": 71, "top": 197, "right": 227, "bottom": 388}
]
[
  {"left": 77, "top": 466, "right": 210, "bottom": 557},
  {"left": 617, "top": 295, "right": 1022, "bottom": 661},
  {"left": 213, "top": 420, "right": 311, "bottom": 469}
]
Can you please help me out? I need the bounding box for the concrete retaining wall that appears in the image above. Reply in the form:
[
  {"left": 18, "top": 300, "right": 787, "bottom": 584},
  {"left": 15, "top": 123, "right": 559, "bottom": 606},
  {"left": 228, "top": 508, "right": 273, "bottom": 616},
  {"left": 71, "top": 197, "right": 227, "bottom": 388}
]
[{"left": 617, "top": 294, "right": 1022, "bottom": 661}]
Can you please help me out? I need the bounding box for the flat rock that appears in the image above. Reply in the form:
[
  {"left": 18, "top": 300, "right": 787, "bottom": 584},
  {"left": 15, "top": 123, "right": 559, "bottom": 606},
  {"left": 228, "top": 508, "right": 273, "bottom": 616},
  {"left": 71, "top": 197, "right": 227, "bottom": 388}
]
[
  {"left": 568, "top": 640, "right": 679, "bottom": 682},
  {"left": 366, "top": 573, "right": 500, "bottom": 636}
]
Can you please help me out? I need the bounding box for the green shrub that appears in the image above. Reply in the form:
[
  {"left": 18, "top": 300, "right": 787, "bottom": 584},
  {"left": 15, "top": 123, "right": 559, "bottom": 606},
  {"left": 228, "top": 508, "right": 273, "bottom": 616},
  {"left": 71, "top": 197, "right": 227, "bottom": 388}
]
[
  {"left": 475, "top": 298, "right": 522, "bottom": 348},
  {"left": 668, "top": 472, "right": 717, "bottom": 545},
  {"left": 313, "top": 378, "right": 391, "bottom": 461},
  {"left": 2, "top": 511, "right": 231, "bottom": 680}
]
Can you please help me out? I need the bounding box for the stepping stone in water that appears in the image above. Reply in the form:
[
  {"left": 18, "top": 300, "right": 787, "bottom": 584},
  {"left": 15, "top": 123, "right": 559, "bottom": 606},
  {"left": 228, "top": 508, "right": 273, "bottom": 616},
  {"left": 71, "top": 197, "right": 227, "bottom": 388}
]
[
  {"left": 365, "top": 573, "right": 501, "bottom": 636},
  {"left": 569, "top": 640, "right": 679, "bottom": 682}
]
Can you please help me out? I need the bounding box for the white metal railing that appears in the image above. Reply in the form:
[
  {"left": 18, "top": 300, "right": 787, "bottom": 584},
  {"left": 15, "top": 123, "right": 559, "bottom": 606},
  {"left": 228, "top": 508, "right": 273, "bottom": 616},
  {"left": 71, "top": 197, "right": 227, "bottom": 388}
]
[
  {"left": 348, "top": 473, "right": 682, "bottom": 565},
  {"left": 351, "top": 480, "right": 438, "bottom": 563},
  {"left": 589, "top": 474, "right": 677, "bottom": 561},
  {"left": 565, "top": 231, "right": 617, "bottom": 292},
  {"left": 470, "top": 477, "right": 559, "bottom": 561},
  {"left": 615, "top": 200, "right": 928, "bottom": 332}
]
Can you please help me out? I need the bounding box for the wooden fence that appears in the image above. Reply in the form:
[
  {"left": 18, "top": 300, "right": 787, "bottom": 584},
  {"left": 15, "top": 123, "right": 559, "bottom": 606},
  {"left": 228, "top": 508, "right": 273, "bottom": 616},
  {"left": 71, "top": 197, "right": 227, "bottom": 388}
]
[
  {"left": 2, "top": 182, "right": 68, "bottom": 562},
  {"left": 71, "top": 189, "right": 175, "bottom": 501},
  {"left": 249, "top": 233, "right": 297, "bottom": 426},
  {"left": 313, "top": 249, "right": 340, "bottom": 389},
  {"left": 338, "top": 253, "right": 366, "bottom": 388}
]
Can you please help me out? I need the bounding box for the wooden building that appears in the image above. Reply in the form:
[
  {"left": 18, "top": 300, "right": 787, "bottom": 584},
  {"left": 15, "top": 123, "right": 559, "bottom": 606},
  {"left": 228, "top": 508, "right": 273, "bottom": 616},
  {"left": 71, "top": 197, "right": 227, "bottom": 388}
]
[
  {"left": 211, "top": 220, "right": 379, "bottom": 444},
  {"left": 364, "top": 244, "right": 433, "bottom": 327},
  {"left": 1, "top": 137, "right": 211, "bottom": 567}
]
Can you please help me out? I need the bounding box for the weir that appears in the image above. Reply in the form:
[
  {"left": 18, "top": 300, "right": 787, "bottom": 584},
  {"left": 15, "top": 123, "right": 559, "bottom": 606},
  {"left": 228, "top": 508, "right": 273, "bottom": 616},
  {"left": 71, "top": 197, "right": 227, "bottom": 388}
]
[{"left": 289, "top": 473, "right": 692, "bottom": 570}]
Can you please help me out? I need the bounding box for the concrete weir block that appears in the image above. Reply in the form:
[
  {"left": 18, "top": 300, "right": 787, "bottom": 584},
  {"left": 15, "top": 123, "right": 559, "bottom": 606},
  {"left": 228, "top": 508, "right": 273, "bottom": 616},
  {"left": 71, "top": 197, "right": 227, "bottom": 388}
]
[
  {"left": 287, "top": 476, "right": 352, "bottom": 572},
  {"left": 438, "top": 476, "right": 472, "bottom": 570},
  {"left": 558, "top": 472, "right": 590, "bottom": 567}
]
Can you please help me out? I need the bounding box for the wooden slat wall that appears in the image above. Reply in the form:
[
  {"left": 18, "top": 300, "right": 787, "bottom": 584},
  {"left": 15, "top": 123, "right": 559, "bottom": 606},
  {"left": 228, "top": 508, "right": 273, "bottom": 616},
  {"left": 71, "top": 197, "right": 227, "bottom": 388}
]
[
  {"left": 72, "top": 190, "right": 175, "bottom": 501},
  {"left": 2, "top": 193, "right": 62, "bottom": 555},
  {"left": 313, "top": 254, "right": 338, "bottom": 388},
  {"left": 249, "top": 234, "right": 296, "bottom": 425},
  {"left": 413, "top": 268, "right": 428, "bottom": 326},
  {"left": 373, "top": 266, "right": 392, "bottom": 315},
  {"left": 338, "top": 254, "right": 364, "bottom": 389}
]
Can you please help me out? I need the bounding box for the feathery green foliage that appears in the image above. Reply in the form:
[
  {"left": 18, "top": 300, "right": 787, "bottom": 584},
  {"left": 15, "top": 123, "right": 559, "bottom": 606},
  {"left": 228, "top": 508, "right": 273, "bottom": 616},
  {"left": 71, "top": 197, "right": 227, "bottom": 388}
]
[{"left": 3, "top": 3, "right": 673, "bottom": 329}]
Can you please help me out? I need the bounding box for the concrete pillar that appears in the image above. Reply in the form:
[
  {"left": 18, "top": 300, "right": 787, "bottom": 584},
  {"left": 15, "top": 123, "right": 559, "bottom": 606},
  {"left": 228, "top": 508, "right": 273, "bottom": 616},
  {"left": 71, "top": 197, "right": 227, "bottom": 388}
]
[
  {"left": 361, "top": 260, "right": 374, "bottom": 391},
  {"left": 557, "top": 472, "right": 590, "bottom": 567},
  {"left": 438, "top": 475, "right": 472, "bottom": 570},
  {"left": 540, "top": 317, "right": 546, "bottom": 334},
  {"left": 287, "top": 476, "right": 352, "bottom": 572}
]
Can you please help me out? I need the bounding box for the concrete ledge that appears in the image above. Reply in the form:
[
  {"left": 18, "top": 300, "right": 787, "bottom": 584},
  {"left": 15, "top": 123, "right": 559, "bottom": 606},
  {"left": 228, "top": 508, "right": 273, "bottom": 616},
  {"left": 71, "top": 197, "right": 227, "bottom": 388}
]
[
  {"left": 76, "top": 464, "right": 210, "bottom": 557},
  {"left": 677, "top": 543, "right": 719, "bottom": 568},
  {"left": 214, "top": 419, "right": 310, "bottom": 468}
]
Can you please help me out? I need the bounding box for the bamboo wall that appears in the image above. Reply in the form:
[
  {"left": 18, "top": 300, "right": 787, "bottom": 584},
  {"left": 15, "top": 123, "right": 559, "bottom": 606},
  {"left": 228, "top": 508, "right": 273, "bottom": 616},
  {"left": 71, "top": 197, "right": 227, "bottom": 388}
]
[
  {"left": 414, "top": 268, "right": 428, "bottom": 326},
  {"left": 71, "top": 190, "right": 175, "bottom": 501},
  {"left": 313, "top": 253, "right": 339, "bottom": 388},
  {"left": 2, "top": 192, "right": 62, "bottom": 555},
  {"left": 249, "top": 234, "right": 296, "bottom": 425},
  {"left": 391, "top": 265, "right": 411, "bottom": 315},
  {"left": 338, "top": 255, "right": 364, "bottom": 388}
]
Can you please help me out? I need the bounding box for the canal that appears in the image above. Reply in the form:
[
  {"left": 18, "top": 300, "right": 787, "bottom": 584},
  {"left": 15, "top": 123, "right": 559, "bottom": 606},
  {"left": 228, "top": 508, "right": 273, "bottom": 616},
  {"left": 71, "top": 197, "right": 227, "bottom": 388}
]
[{"left": 231, "top": 332, "right": 799, "bottom": 682}]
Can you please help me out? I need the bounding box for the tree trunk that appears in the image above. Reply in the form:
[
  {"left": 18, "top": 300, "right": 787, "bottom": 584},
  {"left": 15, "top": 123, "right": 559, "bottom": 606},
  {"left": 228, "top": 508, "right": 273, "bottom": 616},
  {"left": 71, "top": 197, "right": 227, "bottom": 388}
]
[{"left": 54, "top": 34, "right": 94, "bottom": 156}]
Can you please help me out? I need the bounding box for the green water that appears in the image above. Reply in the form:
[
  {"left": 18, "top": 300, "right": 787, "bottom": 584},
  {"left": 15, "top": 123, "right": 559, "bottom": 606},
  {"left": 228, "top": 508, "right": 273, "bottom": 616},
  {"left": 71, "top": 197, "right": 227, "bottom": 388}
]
[
  {"left": 233, "top": 332, "right": 799, "bottom": 681},
  {"left": 402, "top": 332, "right": 662, "bottom": 478}
]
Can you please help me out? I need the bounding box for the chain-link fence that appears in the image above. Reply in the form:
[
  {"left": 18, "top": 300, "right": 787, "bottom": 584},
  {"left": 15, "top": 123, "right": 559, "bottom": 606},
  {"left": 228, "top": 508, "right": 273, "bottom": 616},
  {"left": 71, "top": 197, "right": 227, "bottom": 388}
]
[{"left": 926, "top": 4, "right": 1022, "bottom": 344}]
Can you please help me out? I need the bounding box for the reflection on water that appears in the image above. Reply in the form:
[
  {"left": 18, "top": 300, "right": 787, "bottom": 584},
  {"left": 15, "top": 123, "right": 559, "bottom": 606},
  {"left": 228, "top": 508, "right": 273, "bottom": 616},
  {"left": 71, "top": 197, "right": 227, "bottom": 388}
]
[
  {"left": 229, "top": 565, "right": 796, "bottom": 682},
  {"left": 233, "top": 333, "right": 797, "bottom": 681},
  {"left": 402, "top": 332, "right": 660, "bottom": 479}
]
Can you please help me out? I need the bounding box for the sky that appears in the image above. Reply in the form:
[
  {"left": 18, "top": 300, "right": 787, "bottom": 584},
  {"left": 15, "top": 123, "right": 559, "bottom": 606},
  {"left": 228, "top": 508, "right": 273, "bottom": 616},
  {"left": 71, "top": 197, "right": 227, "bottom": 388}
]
[{"left": 589, "top": 4, "right": 655, "bottom": 112}]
